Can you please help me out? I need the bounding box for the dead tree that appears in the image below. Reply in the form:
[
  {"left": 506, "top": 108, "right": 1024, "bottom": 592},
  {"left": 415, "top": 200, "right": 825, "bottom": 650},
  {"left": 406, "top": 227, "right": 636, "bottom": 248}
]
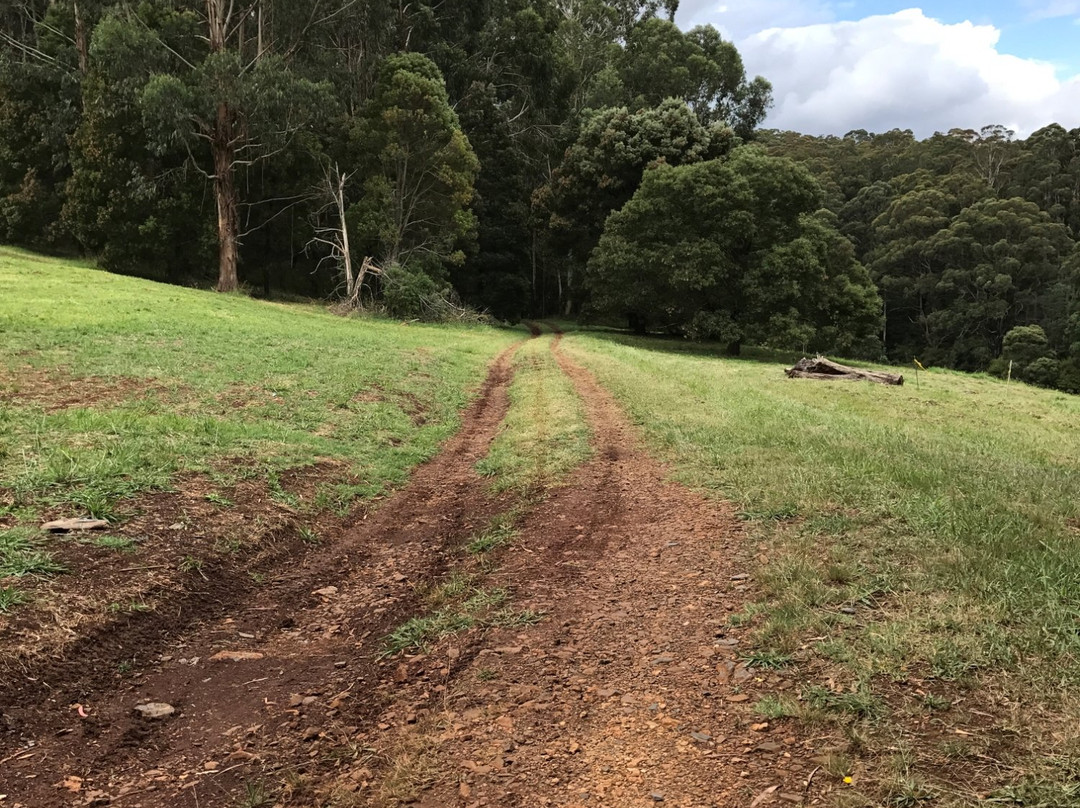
[
  {"left": 786, "top": 357, "right": 904, "bottom": 386},
  {"left": 309, "top": 162, "right": 379, "bottom": 307}
]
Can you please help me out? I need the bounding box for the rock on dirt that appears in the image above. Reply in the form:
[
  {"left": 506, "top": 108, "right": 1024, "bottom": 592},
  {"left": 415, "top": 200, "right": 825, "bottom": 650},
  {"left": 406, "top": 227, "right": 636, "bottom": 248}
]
[
  {"left": 40, "top": 517, "right": 109, "bottom": 533},
  {"left": 133, "top": 702, "right": 175, "bottom": 720}
]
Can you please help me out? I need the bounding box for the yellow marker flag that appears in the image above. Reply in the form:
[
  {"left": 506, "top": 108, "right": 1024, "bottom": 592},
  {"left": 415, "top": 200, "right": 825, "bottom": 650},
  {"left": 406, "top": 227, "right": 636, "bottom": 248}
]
[{"left": 914, "top": 357, "right": 926, "bottom": 371}]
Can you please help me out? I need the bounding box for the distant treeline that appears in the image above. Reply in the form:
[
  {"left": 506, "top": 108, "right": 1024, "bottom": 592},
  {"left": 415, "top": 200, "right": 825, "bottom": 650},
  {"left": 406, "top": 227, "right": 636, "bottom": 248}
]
[
  {"left": 1, "top": 2, "right": 1077, "bottom": 392},
  {"left": 758, "top": 126, "right": 1080, "bottom": 392}
]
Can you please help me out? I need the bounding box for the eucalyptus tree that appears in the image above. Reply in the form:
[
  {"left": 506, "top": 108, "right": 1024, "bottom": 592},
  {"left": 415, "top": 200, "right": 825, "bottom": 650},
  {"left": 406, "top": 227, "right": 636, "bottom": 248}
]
[{"left": 139, "top": 0, "right": 339, "bottom": 291}]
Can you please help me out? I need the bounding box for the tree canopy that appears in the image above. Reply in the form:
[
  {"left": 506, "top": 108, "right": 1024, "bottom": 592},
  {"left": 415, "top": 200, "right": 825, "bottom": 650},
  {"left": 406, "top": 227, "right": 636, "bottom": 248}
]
[
  {"left": 587, "top": 148, "right": 882, "bottom": 354},
  {"left": 3, "top": 2, "right": 1080, "bottom": 391}
]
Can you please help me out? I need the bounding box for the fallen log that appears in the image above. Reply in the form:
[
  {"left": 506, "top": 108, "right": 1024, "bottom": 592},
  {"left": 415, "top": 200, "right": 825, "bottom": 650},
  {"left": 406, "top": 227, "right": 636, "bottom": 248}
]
[{"left": 785, "top": 356, "right": 904, "bottom": 386}]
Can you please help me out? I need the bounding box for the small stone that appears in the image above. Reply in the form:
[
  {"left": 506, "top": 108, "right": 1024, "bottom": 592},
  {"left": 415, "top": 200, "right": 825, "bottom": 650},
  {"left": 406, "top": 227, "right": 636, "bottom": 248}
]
[
  {"left": 840, "top": 607, "right": 857, "bottom": 615},
  {"left": 288, "top": 694, "right": 304, "bottom": 708},
  {"left": 726, "top": 694, "right": 750, "bottom": 703},
  {"left": 730, "top": 573, "right": 750, "bottom": 581},
  {"left": 651, "top": 793, "right": 665, "bottom": 802},
  {"left": 301, "top": 727, "right": 321, "bottom": 741},
  {"left": 497, "top": 646, "right": 524, "bottom": 655},
  {"left": 653, "top": 655, "right": 675, "bottom": 664},
  {"left": 691, "top": 731, "right": 711, "bottom": 742},
  {"left": 203, "top": 761, "right": 219, "bottom": 772},
  {"left": 134, "top": 702, "right": 175, "bottom": 720},
  {"left": 312, "top": 586, "right": 338, "bottom": 597}
]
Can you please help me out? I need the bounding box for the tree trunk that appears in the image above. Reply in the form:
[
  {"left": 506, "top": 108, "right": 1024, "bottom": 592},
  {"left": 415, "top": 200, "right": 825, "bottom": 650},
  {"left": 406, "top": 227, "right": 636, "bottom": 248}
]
[
  {"left": 206, "top": 0, "right": 238, "bottom": 292},
  {"left": 786, "top": 357, "right": 904, "bottom": 385},
  {"left": 212, "top": 103, "right": 239, "bottom": 292},
  {"left": 337, "top": 168, "right": 356, "bottom": 302},
  {"left": 726, "top": 339, "right": 742, "bottom": 356},
  {"left": 73, "top": 0, "right": 88, "bottom": 74}
]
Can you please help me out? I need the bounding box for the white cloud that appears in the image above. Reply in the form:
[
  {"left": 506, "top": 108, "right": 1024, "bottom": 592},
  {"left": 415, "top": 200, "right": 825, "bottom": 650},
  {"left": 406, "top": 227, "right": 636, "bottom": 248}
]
[
  {"left": 736, "top": 9, "right": 1080, "bottom": 136},
  {"left": 675, "top": 0, "right": 835, "bottom": 39}
]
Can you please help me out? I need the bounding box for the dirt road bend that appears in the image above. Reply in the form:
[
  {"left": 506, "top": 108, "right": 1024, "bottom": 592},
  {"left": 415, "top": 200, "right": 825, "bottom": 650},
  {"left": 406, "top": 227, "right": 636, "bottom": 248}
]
[{"left": 1, "top": 335, "right": 820, "bottom": 808}]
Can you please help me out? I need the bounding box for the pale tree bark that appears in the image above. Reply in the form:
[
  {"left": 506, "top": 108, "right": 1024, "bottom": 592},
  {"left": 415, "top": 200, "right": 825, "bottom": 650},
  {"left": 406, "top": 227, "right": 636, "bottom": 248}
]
[
  {"left": 73, "top": 0, "right": 88, "bottom": 74},
  {"left": 309, "top": 163, "right": 380, "bottom": 306},
  {"left": 207, "top": 0, "right": 240, "bottom": 292},
  {"left": 336, "top": 170, "right": 355, "bottom": 299}
]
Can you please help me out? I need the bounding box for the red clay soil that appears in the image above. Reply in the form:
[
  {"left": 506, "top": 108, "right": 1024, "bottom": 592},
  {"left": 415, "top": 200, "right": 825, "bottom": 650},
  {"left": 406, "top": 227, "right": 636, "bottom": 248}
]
[
  {"left": 0, "top": 336, "right": 826, "bottom": 808},
  {"left": 335, "top": 337, "right": 825, "bottom": 808},
  {"left": 0, "top": 343, "right": 521, "bottom": 807}
]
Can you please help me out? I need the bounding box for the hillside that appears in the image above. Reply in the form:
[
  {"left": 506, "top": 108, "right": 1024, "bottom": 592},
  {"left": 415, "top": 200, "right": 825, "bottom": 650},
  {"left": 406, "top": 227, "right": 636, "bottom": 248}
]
[{"left": 2, "top": 249, "right": 1079, "bottom": 806}]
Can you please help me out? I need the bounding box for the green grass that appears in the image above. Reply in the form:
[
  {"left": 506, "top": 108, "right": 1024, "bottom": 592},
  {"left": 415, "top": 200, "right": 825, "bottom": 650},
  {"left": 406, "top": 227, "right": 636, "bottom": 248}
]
[
  {"left": 0, "top": 526, "right": 67, "bottom": 577},
  {"left": 0, "top": 585, "right": 27, "bottom": 611},
  {"left": 0, "top": 247, "right": 517, "bottom": 596},
  {"left": 475, "top": 335, "right": 592, "bottom": 492},
  {"left": 754, "top": 693, "right": 801, "bottom": 720},
  {"left": 89, "top": 534, "right": 138, "bottom": 553},
  {"left": 384, "top": 586, "right": 510, "bottom": 655},
  {"left": 563, "top": 330, "right": 1080, "bottom": 803},
  {"left": 466, "top": 510, "right": 518, "bottom": 555}
]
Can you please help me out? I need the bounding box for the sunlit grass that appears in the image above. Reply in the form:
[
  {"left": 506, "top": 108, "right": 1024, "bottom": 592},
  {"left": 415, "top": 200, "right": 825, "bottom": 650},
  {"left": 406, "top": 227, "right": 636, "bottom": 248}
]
[{"left": 564, "top": 330, "right": 1080, "bottom": 802}]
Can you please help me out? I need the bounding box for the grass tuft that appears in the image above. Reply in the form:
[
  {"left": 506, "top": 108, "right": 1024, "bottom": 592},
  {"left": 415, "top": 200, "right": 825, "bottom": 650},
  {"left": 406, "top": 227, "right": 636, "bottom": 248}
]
[{"left": 0, "top": 586, "right": 28, "bottom": 612}]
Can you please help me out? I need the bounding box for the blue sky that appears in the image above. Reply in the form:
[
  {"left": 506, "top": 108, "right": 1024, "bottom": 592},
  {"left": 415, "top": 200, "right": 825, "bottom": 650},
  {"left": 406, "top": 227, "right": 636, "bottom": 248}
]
[
  {"left": 853, "top": 2, "right": 1079, "bottom": 72},
  {"left": 674, "top": 2, "right": 1080, "bottom": 135}
]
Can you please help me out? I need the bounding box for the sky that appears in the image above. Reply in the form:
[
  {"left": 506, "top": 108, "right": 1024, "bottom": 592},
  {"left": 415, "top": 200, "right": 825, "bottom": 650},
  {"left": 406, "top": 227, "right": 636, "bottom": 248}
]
[{"left": 674, "top": 1, "right": 1080, "bottom": 137}]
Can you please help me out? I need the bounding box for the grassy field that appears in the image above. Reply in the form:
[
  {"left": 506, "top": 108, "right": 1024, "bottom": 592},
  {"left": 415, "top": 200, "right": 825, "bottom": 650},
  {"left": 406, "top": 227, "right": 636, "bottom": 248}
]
[
  {"left": 564, "top": 332, "right": 1080, "bottom": 806},
  {"left": 0, "top": 247, "right": 517, "bottom": 609}
]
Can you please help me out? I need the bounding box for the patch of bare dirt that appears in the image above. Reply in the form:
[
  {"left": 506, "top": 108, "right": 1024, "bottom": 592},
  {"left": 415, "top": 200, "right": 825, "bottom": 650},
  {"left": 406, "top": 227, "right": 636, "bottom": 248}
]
[
  {"left": 0, "top": 342, "right": 524, "bottom": 808},
  {"left": 0, "top": 366, "right": 182, "bottom": 412},
  {"left": 0, "top": 461, "right": 352, "bottom": 682}
]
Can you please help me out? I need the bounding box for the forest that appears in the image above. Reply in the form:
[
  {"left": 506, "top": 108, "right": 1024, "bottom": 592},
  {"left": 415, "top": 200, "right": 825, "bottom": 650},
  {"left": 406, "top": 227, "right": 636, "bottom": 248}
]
[{"left": 1, "top": 1, "right": 1078, "bottom": 392}]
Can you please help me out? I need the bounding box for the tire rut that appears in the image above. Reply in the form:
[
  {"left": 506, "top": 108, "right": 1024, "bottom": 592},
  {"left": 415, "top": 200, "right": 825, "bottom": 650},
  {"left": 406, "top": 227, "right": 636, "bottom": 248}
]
[
  {"left": 347, "top": 333, "right": 824, "bottom": 808},
  {"left": 0, "top": 341, "right": 526, "bottom": 807}
]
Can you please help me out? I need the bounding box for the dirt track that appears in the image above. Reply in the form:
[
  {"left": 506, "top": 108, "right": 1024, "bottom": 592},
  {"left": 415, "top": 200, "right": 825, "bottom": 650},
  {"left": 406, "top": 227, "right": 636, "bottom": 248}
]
[{"left": 0, "top": 334, "right": 823, "bottom": 807}]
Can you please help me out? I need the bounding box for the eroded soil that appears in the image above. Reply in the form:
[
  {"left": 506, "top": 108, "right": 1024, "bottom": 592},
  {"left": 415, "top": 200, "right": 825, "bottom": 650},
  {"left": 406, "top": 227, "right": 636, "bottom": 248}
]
[{"left": 0, "top": 336, "right": 826, "bottom": 808}]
